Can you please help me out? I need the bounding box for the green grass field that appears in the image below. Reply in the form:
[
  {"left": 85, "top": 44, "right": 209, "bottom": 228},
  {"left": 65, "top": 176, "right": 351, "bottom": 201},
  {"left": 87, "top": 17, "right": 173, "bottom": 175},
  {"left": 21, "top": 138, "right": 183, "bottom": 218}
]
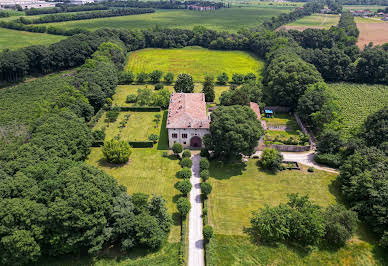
[
  {"left": 125, "top": 47, "right": 264, "bottom": 82},
  {"left": 42, "top": 7, "right": 293, "bottom": 32},
  {"left": 343, "top": 5, "right": 387, "bottom": 11},
  {"left": 285, "top": 13, "right": 340, "bottom": 29},
  {"left": 0, "top": 28, "right": 66, "bottom": 50},
  {"left": 326, "top": 82, "right": 388, "bottom": 136}
]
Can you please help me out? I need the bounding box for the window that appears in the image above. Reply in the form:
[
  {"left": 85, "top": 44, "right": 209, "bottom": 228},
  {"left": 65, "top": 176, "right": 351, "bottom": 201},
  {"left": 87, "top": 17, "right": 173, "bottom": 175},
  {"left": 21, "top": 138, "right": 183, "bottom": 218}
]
[
  {"left": 183, "top": 142, "right": 186, "bottom": 145},
  {"left": 182, "top": 134, "right": 188, "bottom": 139},
  {"left": 172, "top": 133, "right": 178, "bottom": 138}
]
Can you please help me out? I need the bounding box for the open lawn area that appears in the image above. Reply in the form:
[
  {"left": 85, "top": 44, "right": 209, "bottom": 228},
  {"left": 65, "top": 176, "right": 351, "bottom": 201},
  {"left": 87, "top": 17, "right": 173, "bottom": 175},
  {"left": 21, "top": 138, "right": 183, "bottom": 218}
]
[
  {"left": 0, "top": 28, "right": 66, "bottom": 50},
  {"left": 42, "top": 7, "right": 294, "bottom": 32},
  {"left": 279, "top": 13, "right": 340, "bottom": 30},
  {"left": 326, "top": 82, "right": 388, "bottom": 137},
  {"left": 125, "top": 47, "right": 263, "bottom": 82}
]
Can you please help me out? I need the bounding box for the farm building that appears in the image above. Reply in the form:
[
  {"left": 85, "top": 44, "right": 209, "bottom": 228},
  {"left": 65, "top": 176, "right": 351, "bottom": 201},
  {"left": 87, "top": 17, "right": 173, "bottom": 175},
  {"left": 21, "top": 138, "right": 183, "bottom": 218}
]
[{"left": 167, "top": 93, "right": 210, "bottom": 149}]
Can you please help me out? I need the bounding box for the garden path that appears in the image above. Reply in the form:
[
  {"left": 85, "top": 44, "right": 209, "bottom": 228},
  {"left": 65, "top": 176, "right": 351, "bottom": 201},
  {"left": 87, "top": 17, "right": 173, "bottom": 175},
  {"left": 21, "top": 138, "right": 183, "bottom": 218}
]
[{"left": 188, "top": 154, "right": 204, "bottom": 266}]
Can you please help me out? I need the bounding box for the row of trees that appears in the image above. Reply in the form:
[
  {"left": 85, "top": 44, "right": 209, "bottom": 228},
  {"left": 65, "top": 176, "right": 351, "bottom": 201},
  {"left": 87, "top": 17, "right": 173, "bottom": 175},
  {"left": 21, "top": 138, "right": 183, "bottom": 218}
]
[
  {"left": 119, "top": 70, "right": 174, "bottom": 84},
  {"left": 104, "top": 0, "right": 226, "bottom": 10},
  {"left": 25, "top": 4, "right": 108, "bottom": 16}
]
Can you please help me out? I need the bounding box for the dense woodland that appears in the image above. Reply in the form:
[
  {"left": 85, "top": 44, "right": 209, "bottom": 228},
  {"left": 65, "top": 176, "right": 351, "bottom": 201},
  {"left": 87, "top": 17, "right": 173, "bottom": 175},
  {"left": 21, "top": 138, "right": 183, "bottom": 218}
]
[{"left": 0, "top": 2, "right": 387, "bottom": 265}]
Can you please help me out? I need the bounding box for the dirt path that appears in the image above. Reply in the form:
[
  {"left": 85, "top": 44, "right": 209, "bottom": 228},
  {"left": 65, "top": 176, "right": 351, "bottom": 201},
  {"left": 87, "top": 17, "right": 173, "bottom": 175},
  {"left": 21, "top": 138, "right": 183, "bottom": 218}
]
[{"left": 188, "top": 154, "right": 204, "bottom": 266}]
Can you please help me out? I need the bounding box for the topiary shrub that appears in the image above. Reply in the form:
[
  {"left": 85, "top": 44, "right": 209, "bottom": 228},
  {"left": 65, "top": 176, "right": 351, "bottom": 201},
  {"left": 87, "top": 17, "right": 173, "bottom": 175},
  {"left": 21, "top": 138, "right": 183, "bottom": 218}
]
[
  {"left": 203, "top": 225, "right": 213, "bottom": 240},
  {"left": 182, "top": 149, "right": 191, "bottom": 158},
  {"left": 176, "top": 168, "right": 192, "bottom": 179},
  {"left": 200, "top": 182, "right": 212, "bottom": 198},
  {"left": 102, "top": 139, "right": 132, "bottom": 164},
  {"left": 126, "top": 94, "right": 137, "bottom": 103},
  {"left": 172, "top": 143, "right": 183, "bottom": 157},
  {"left": 176, "top": 197, "right": 191, "bottom": 217},
  {"left": 200, "top": 170, "right": 209, "bottom": 181},
  {"left": 155, "top": 83, "right": 164, "bottom": 90},
  {"left": 175, "top": 179, "right": 192, "bottom": 195},
  {"left": 180, "top": 158, "right": 192, "bottom": 168},
  {"left": 199, "top": 158, "right": 210, "bottom": 171}
]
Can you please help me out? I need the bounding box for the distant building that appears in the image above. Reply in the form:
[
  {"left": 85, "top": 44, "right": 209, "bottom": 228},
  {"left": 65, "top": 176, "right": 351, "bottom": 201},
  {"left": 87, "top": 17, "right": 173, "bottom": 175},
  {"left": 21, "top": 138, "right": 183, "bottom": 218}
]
[
  {"left": 187, "top": 5, "right": 216, "bottom": 11},
  {"left": 351, "top": 9, "right": 373, "bottom": 17},
  {"left": 0, "top": 0, "right": 56, "bottom": 9},
  {"left": 68, "top": 0, "right": 94, "bottom": 5},
  {"left": 320, "top": 8, "right": 331, "bottom": 14}
]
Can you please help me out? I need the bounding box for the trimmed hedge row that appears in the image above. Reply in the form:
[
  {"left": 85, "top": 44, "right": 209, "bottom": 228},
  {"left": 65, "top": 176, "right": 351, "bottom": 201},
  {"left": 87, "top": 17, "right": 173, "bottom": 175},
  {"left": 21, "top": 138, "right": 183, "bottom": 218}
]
[
  {"left": 119, "top": 106, "right": 161, "bottom": 112},
  {"left": 128, "top": 141, "right": 154, "bottom": 148},
  {"left": 88, "top": 108, "right": 105, "bottom": 128},
  {"left": 25, "top": 4, "right": 108, "bottom": 16}
]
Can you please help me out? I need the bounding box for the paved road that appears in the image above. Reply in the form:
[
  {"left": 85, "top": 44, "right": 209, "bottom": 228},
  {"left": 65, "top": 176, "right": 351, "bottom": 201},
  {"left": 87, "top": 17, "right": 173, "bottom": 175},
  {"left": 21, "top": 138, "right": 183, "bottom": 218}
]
[
  {"left": 188, "top": 154, "right": 204, "bottom": 266},
  {"left": 253, "top": 151, "right": 339, "bottom": 173}
]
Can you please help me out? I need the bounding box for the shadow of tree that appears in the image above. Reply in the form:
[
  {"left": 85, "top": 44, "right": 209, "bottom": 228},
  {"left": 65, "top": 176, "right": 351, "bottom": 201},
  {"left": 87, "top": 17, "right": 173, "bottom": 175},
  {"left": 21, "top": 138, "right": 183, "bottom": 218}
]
[
  {"left": 157, "top": 111, "right": 169, "bottom": 150},
  {"left": 255, "top": 159, "right": 277, "bottom": 176},
  {"left": 97, "top": 158, "right": 129, "bottom": 169},
  {"left": 172, "top": 212, "right": 181, "bottom": 226},
  {"left": 209, "top": 160, "right": 247, "bottom": 180}
]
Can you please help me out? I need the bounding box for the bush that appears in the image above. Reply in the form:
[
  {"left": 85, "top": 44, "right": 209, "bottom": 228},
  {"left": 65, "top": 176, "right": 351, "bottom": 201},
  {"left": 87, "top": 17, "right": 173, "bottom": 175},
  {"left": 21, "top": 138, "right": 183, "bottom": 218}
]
[
  {"left": 244, "top": 72, "right": 256, "bottom": 82},
  {"left": 137, "top": 72, "right": 148, "bottom": 83},
  {"left": 164, "top": 72, "right": 174, "bottom": 84},
  {"left": 126, "top": 94, "right": 137, "bottom": 103},
  {"left": 200, "top": 182, "right": 212, "bottom": 198},
  {"left": 217, "top": 72, "right": 229, "bottom": 85},
  {"left": 203, "top": 225, "right": 213, "bottom": 240},
  {"left": 106, "top": 109, "right": 120, "bottom": 123},
  {"left": 175, "top": 179, "right": 192, "bottom": 195},
  {"left": 162, "top": 151, "right": 168, "bottom": 157},
  {"left": 176, "top": 168, "right": 192, "bottom": 179},
  {"left": 308, "top": 167, "right": 315, "bottom": 172},
  {"left": 314, "top": 153, "right": 342, "bottom": 168},
  {"left": 176, "top": 197, "right": 191, "bottom": 217},
  {"left": 231, "top": 73, "right": 244, "bottom": 84},
  {"left": 154, "top": 83, "right": 164, "bottom": 90},
  {"left": 260, "top": 148, "right": 283, "bottom": 171},
  {"left": 119, "top": 71, "right": 135, "bottom": 84},
  {"left": 174, "top": 73, "right": 194, "bottom": 93},
  {"left": 180, "top": 158, "right": 192, "bottom": 168},
  {"left": 172, "top": 143, "right": 183, "bottom": 156},
  {"left": 199, "top": 158, "right": 210, "bottom": 171},
  {"left": 200, "top": 148, "right": 210, "bottom": 159},
  {"left": 149, "top": 70, "right": 163, "bottom": 83},
  {"left": 200, "top": 170, "right": 209, "bottom": 181},
  {"left": 102, "top": 139, "right": 132, "bottom": 164},
  {"left": 92, "top": 129, "right": 105, "bottom": 142},
  {"left": 128, "top": 141, "right": 154, "bottom": 148},
  {"left": 182, "top": 149, "right": 191, "bottom": 158},
  {"left": 148, "top": 134, "right": 159, "bottom": 143}
]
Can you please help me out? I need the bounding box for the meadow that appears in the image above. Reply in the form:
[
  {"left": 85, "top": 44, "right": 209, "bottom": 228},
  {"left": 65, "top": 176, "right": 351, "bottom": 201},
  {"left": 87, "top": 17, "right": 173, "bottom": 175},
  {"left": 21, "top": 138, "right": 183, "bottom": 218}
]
[
  {"left": 0, "top": 27, "right": 66, "bottom": 50},
  {"left": 125, "top": 47, "right": 264, "bottom": 82},
  {"left": 280, "top": 13, "right": 340, "bottom": 30},
  {"left": 326, "top": 82, "right": 388, "bottom": 136},
  {"left": 42, "top": 7, "right": 294, "bottom": 32}
]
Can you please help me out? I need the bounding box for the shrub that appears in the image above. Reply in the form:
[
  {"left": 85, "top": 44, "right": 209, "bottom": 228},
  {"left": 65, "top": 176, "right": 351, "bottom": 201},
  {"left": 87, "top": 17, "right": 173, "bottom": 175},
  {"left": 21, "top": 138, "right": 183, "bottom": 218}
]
[
  {"left": 174, "top": 73, "right": 194, "bottom": 93},
  {"left": 164, "top": 72, "right": 174, "bottom": 84},
  {"left": 199, "top": 158, "right": 210, "bottom": 171},
  {"left": 260, "top": 148, "right": 283, "bottom": 171},
  {"left": 106, "top": 109, "right": 120, "bottom": 122},
  {"left": 176, "top": 197, "right": 191, "bottom": 217},
  {"left": 175, "top": 179, "right": 192, "bottom": 195},
  {"left": 102, "top": 139, "right": 132, "bottom": 164},
  {"left": 137, "top": 72, "right": 148, "bottom": 83},
  {"left": 154, "top": 83, "right": 164, "bottom": 90},
  {"left": 162, "top": 152, "right": 168, "bottom": 157},
  {"left": 200, "top": 148, "right": 210, "bottom": 159},
  {"left": 148, "top": 134, "right": 159, "bottom": 143},
  {"left": 200, "top": 170, "right": 209, "bottom": 181},
  {"left": 149, "top": 70, "right": 163, "bottom": 83},
  {"left": 126, "top": 94, "right": 137, "bottom": 103},
  {"left": 182, "top": 149, "right": 191, "bottom": 158},
  {"left": 172, "top": 143, "right": 183, "bottom": 156},
  {"left": 176, "top": 168, "right": 192, "bottom": 179},
  {"left": 308, "top": 167, "right": 315, "bottom": 172},
  {"left": 314, "top": 153, "right": 342, "bottom": 168},
  {"left": 119, "top": 71, "right": 135, "bottom": 84},
  {"left": 180, "top": 158, "right": 192, "bottom": 168},
  {"left": 203, "top": 208, "right": 208, "bottom": 216},
  {"left": 203, "top": 225, "right": 213, "bottom": 240},
  {"left": 244, "top": 72, "right": 256, "bottom": 82},
  {"left": 217, "top": 72, "right": 229, "bottom": 85},
  {"left": 231, "top": 73, "right": 244, "bottom": 84},
  {"left": 200, "top": 182, "right": 212, "bottom": 198},
  {"left": 92, "top": 129, "right": 105, "bottom": 142}
]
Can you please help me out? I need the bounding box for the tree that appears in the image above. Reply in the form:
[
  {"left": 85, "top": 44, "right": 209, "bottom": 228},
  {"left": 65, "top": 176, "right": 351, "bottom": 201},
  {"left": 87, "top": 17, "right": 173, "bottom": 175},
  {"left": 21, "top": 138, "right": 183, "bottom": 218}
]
[
  {"left": 137, "top": 72, "right": 148, "bottom": 83},
  {"left": 172, "top": 143, "right": 183, "bottom": 157},
  {"left": 260, "top": 148, "right": 283, "bottom": 171},
  {"left": 137, "top": 88, "right": 153, "bottom": 106},
  {"left": 203, "top": 225, "right": 213, "bottom": 240},
  {"left": 244, "top": 73, "right": 256, "bottom": 82},
  {"left": 362, "top": 107, "right": 388, "bottom": 148},
  {"left": 152, "top": 88, "right": 171, "bottom": 109},
  {"left": 231, "top": 73, "right": 244, "bottom": 84},
  {"left": 126, "top": 94, "right": 137, "bottom": 103},
  {"left": 200, "top": 182, "right": 212, "bottom": 198},
  {"left": 164, "top": 72, "right": 174, "bottom": 84},
  {"left": 217, "top": 72, "right": 229, "bottom": 85},
  {"left": 149, "top": 70, "right": 163, "bottom": 83},
  {"left": 317, "top": 129, "right": 343, "bottom": 154},
  {"left": 182, "top": 149, "right": 191, "bottom": 158},
  {"left": 119, "top": 71, "right": 135, "bottom": 84},
  {"left": 176, "top": 197, "right": 191, "bottom": 217},
  {"left": 180, "top": 158, "right": 192, "bottom": 168},
  {"left": 176, "top": 168, "right": 192, "bottom": 179},
  {"left": 202, "top": 76, "right": 215, "bottom": 102},
  {"left": 102, "top": 139, "right": 132, "bottom": 164},
  {"left": 174, "top": 73, "right": 194, "bottom": 93},
  {"left": 219, "top": 82, "right": 262, "bottom": 106},
  {"left": 200, "top": 170, "right": 209, "bottom": 181},
  {"left": 199, "top": 158, "right": 210, "bottom": 171},
  {"left": 148, "top": 134, "right": 159, "bottom": 143},
  {"left": 175, "top": 179, "right": 192, "bottom": 195},
  {"left": 204, "top": 106, "right": 263, "bottom": 160}
]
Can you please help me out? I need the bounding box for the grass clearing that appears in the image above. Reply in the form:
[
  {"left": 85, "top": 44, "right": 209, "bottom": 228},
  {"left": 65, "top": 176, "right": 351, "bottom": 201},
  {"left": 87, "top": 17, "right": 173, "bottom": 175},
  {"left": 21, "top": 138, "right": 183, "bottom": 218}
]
[
  {"left": 279, "top": 13, "right": 340, "bottom": 30},
  {"left": 343, "top": 5, "right": 387, "bottom": 11},
  {"left": 326, "top": 82, "right": 388, "bottom": 136},
  {"left": 0, "top": 28, "right": 66, "bottom": 50},
  {"left": 125, "top": 47, "right": 263, "bottom": 82},
  {"left": 42, "top": 7, "right": 294, "bottom": 32}
]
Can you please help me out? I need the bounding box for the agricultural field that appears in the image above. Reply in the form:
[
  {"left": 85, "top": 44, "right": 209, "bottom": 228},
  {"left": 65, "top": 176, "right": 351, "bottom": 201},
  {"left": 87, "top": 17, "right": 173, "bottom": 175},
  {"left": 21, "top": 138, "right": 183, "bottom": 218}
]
[
  {"left": 206, "top": 159, "right": 386, "bottom": 265},
  {"left": 0, "top": 28, "right": 66, "bottom": 50},
  {"left": 41, "top": 7, "right": 294, "bottom": 32},
  {"left": 355, "top": 21, "right": 388, "bottom": 48},
  {"left": 343, "top": 5, "right": 387, "bottom": 11},
  {"left": 278, "top": 13, "right": 340, "bottom": 31},
  {"left": 125, "top": 47, "right": 264, "bottom": 82},
  {"left": 326, "top": 82, "right": 388, "bottom": 136}
]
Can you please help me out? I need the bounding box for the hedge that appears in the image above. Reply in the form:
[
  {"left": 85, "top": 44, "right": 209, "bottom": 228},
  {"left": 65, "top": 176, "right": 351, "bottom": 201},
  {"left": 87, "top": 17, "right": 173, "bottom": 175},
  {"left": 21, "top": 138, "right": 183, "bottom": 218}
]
[
  {"left": 88, "top": 108, "right": 105, "bottom": 128},
  {"left": 128, "top": 141, "right": 154, "bottom": 148},
  {"left": 119, "top": 106, "right": 161, "bottom": 112}
]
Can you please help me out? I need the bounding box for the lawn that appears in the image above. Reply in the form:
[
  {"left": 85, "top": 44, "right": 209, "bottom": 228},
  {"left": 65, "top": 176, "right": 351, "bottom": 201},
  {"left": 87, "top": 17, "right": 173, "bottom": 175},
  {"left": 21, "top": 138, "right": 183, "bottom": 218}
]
[
  {"left": 125, "top": 47, "right": 264, "bottom": 82},
  {"left": 42, "top": 7, "right": 294, "bottom": 32},
  {"left": 282, "top": 13, "right": 340, "bottom": 30},
  {"left": 0, "top": 28, "right": 65, "bottom": 50},
  {"left": 326, "top": 82, "right": 388, "bottom": 137}
]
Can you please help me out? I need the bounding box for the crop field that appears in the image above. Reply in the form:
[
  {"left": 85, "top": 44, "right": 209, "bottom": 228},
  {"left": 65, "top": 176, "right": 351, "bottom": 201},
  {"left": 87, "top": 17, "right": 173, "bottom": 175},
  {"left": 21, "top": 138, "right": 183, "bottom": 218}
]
[
  {"left": 326, "top": 83, "right": 388, "bottom": 136},
  {"left": 125, "top": 47, "right": 264, "bottom": 82},
  {"left": 278, "top": 14, "right": 340, "bottom": 31},
  {"left": 42, "top": 7, "right": 294, "bottom": 32},
  {"left": 0, "top": 28, "right": 66, "bottom": 50},
  {"left": 356, "top": 21, "right": 388, "bottom": 48},
  {"left": 343, "top": 5, "right": 387, "bottom": 11}
]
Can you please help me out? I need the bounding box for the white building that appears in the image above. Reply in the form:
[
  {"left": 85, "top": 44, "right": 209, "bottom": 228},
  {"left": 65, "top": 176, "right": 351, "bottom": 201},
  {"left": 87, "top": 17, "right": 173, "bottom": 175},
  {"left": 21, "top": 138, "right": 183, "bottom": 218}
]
[
  {"left": 68, "top": 0, "right": 94, "bottom": 5},
  {"left": 167, "top": 93, "right": 210, "bottom": 149},
  {"left": 0, "top": 0, "right": 56, "bottom": 9}
]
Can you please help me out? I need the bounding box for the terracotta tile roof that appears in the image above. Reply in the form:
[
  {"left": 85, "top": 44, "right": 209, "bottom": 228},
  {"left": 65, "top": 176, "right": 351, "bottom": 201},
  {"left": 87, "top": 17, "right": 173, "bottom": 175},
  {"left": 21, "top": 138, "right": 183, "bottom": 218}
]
[
  {"left": 167, "top": 93, "right": 210, "bottom": 129},
  {"left": 250, "top": 102, "right": 261, "bottom": 120}
]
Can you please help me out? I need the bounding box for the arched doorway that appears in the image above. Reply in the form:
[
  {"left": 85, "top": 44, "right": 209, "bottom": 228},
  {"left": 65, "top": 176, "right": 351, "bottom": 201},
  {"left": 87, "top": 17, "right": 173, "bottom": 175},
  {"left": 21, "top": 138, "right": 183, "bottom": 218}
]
[{"left": 190, "top": 136, "right": 202, "bottom": 148}]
